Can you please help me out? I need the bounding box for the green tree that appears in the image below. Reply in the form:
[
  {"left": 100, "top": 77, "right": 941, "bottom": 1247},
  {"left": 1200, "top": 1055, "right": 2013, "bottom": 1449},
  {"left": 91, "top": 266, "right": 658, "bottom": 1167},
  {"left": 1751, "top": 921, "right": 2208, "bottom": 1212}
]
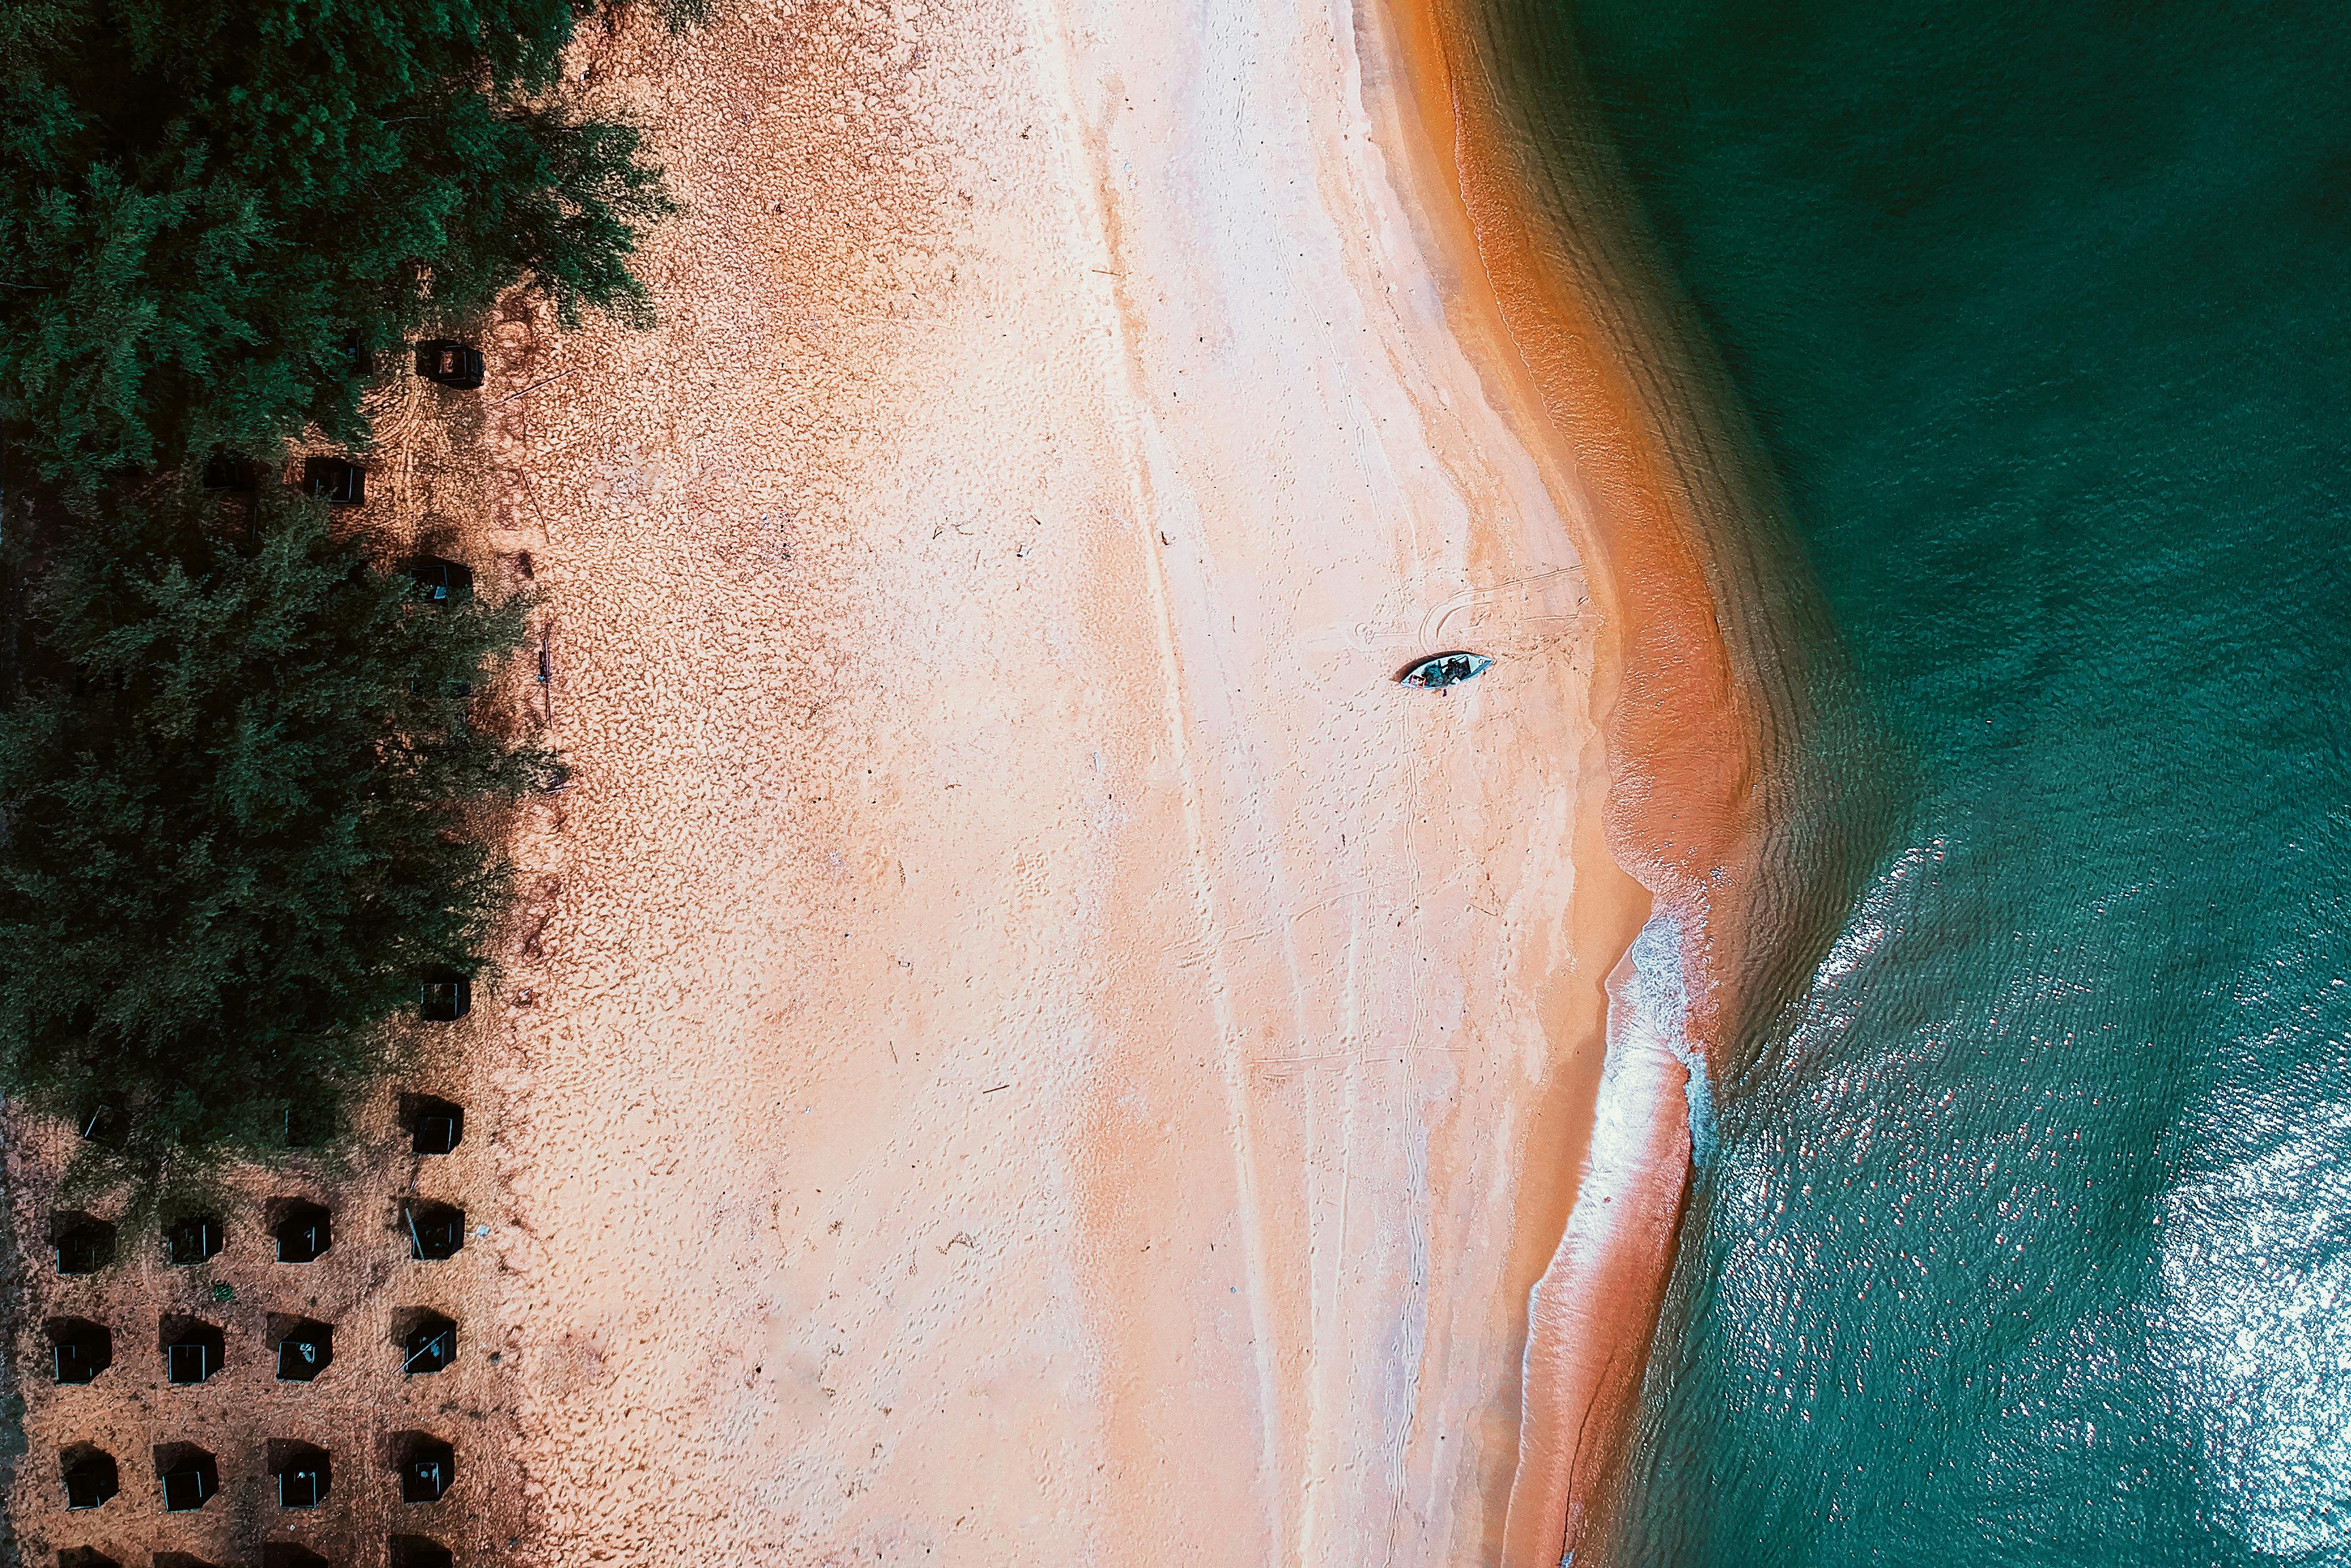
[
  {"left": 0, "top": 0, "right": 675, "bottom": 488},
  {"left": 0, "top": 487, "right": 547, "bottom": 1171}
]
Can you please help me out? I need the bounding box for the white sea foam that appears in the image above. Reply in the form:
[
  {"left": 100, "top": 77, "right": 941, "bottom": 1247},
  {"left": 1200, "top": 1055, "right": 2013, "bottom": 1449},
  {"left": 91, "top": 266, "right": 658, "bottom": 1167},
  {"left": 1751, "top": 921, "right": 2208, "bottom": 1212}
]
[
  {"left": 1514, "top": 904, "right": 1710, "bottom": 1567},
  {"left": 1619, "top": 910, "right": 1714, "bottom": 1169},
  {"left": 1523, "top": 907, "right": 1708, "bottom": 1356}
]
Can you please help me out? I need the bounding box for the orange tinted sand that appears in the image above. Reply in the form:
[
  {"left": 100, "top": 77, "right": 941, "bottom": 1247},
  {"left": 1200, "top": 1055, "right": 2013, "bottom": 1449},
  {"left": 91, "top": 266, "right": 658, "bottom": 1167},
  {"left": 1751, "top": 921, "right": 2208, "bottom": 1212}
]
[{"left": 1383, "top": 3, "right": 1786, "bottom": 1564}]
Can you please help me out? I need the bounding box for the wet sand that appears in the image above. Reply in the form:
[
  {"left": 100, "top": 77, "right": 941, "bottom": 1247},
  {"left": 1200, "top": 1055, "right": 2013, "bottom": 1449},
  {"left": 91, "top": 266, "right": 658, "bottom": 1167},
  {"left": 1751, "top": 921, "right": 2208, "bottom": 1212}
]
[
  {"left": 433, "top": 0, "right": 1725, "bottom": 1561},
  {"left": 1341, "top": 4, "right": 1789, "bottom": 1563}
]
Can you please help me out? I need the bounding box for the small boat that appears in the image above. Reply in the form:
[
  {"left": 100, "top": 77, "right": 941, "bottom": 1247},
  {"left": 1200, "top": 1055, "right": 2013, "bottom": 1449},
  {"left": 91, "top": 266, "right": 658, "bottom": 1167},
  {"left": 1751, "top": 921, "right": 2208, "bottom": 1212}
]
[{"left": 1397, "top": 651, "right": 1494, "bottom": 691}]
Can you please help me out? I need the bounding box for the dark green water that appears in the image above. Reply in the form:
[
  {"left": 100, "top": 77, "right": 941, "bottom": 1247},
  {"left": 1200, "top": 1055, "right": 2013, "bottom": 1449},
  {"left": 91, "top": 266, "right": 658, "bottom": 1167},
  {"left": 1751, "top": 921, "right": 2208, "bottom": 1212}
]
[{"left": 1479, "top": 2, "right": 2351, "bottom": 1563}]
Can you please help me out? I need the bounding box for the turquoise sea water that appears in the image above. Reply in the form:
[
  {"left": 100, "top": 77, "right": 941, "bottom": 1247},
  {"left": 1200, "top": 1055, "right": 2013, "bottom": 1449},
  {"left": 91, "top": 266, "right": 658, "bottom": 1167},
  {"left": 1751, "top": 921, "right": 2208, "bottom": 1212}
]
[{"left": 1477, "top": 3, "right": 2351, "bottom": 1563}]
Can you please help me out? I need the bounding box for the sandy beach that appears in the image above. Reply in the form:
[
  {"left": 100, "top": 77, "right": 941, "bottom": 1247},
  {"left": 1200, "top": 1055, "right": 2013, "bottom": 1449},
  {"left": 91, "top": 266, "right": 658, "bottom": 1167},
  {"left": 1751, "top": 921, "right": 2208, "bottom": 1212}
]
[
  {"left": 0, "top": 0, "right": 1744, "bottom": 1561},
  {"left": 27, "top": 0, "right": 1758, "bottom": 1562}
]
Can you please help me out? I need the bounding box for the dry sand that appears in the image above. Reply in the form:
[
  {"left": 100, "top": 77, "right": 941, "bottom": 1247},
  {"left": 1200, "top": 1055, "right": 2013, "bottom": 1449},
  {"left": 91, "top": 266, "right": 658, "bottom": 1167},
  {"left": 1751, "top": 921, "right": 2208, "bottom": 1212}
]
[{"left": 403, "top": 0, "right": 1725, "bottom": 1561}]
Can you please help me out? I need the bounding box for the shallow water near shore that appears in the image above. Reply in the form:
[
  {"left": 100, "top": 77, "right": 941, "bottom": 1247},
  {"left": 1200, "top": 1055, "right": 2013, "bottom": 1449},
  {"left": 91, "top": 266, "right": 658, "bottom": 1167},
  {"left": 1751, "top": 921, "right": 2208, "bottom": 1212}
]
[{"left": 1468, "top": 0, "right": 2351, "bottom": 1561}]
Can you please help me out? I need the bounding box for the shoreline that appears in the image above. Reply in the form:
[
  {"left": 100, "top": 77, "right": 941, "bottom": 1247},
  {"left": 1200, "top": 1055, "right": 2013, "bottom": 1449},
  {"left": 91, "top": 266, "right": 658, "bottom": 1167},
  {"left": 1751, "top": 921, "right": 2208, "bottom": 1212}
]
[{"left": 1368, "top": 0, "right": 1795, "bottom": 1560}]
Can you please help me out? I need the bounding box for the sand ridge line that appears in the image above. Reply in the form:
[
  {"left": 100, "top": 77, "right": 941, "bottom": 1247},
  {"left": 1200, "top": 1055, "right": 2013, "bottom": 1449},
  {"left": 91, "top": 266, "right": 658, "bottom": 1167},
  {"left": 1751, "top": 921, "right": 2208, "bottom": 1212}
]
[{"left": 1023, "top": 0, "right": 1294, "bottom": 1548}]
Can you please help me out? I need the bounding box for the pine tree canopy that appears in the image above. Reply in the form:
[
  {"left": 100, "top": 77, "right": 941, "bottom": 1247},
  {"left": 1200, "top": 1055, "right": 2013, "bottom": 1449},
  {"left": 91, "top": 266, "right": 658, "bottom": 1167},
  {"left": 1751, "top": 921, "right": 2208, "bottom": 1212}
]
[
  {"left": 0, "top": 489, "right": 548, "bottom": 1168},
  {"left": 0, "top": 0, "right": 674, "bottom": 488}
]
